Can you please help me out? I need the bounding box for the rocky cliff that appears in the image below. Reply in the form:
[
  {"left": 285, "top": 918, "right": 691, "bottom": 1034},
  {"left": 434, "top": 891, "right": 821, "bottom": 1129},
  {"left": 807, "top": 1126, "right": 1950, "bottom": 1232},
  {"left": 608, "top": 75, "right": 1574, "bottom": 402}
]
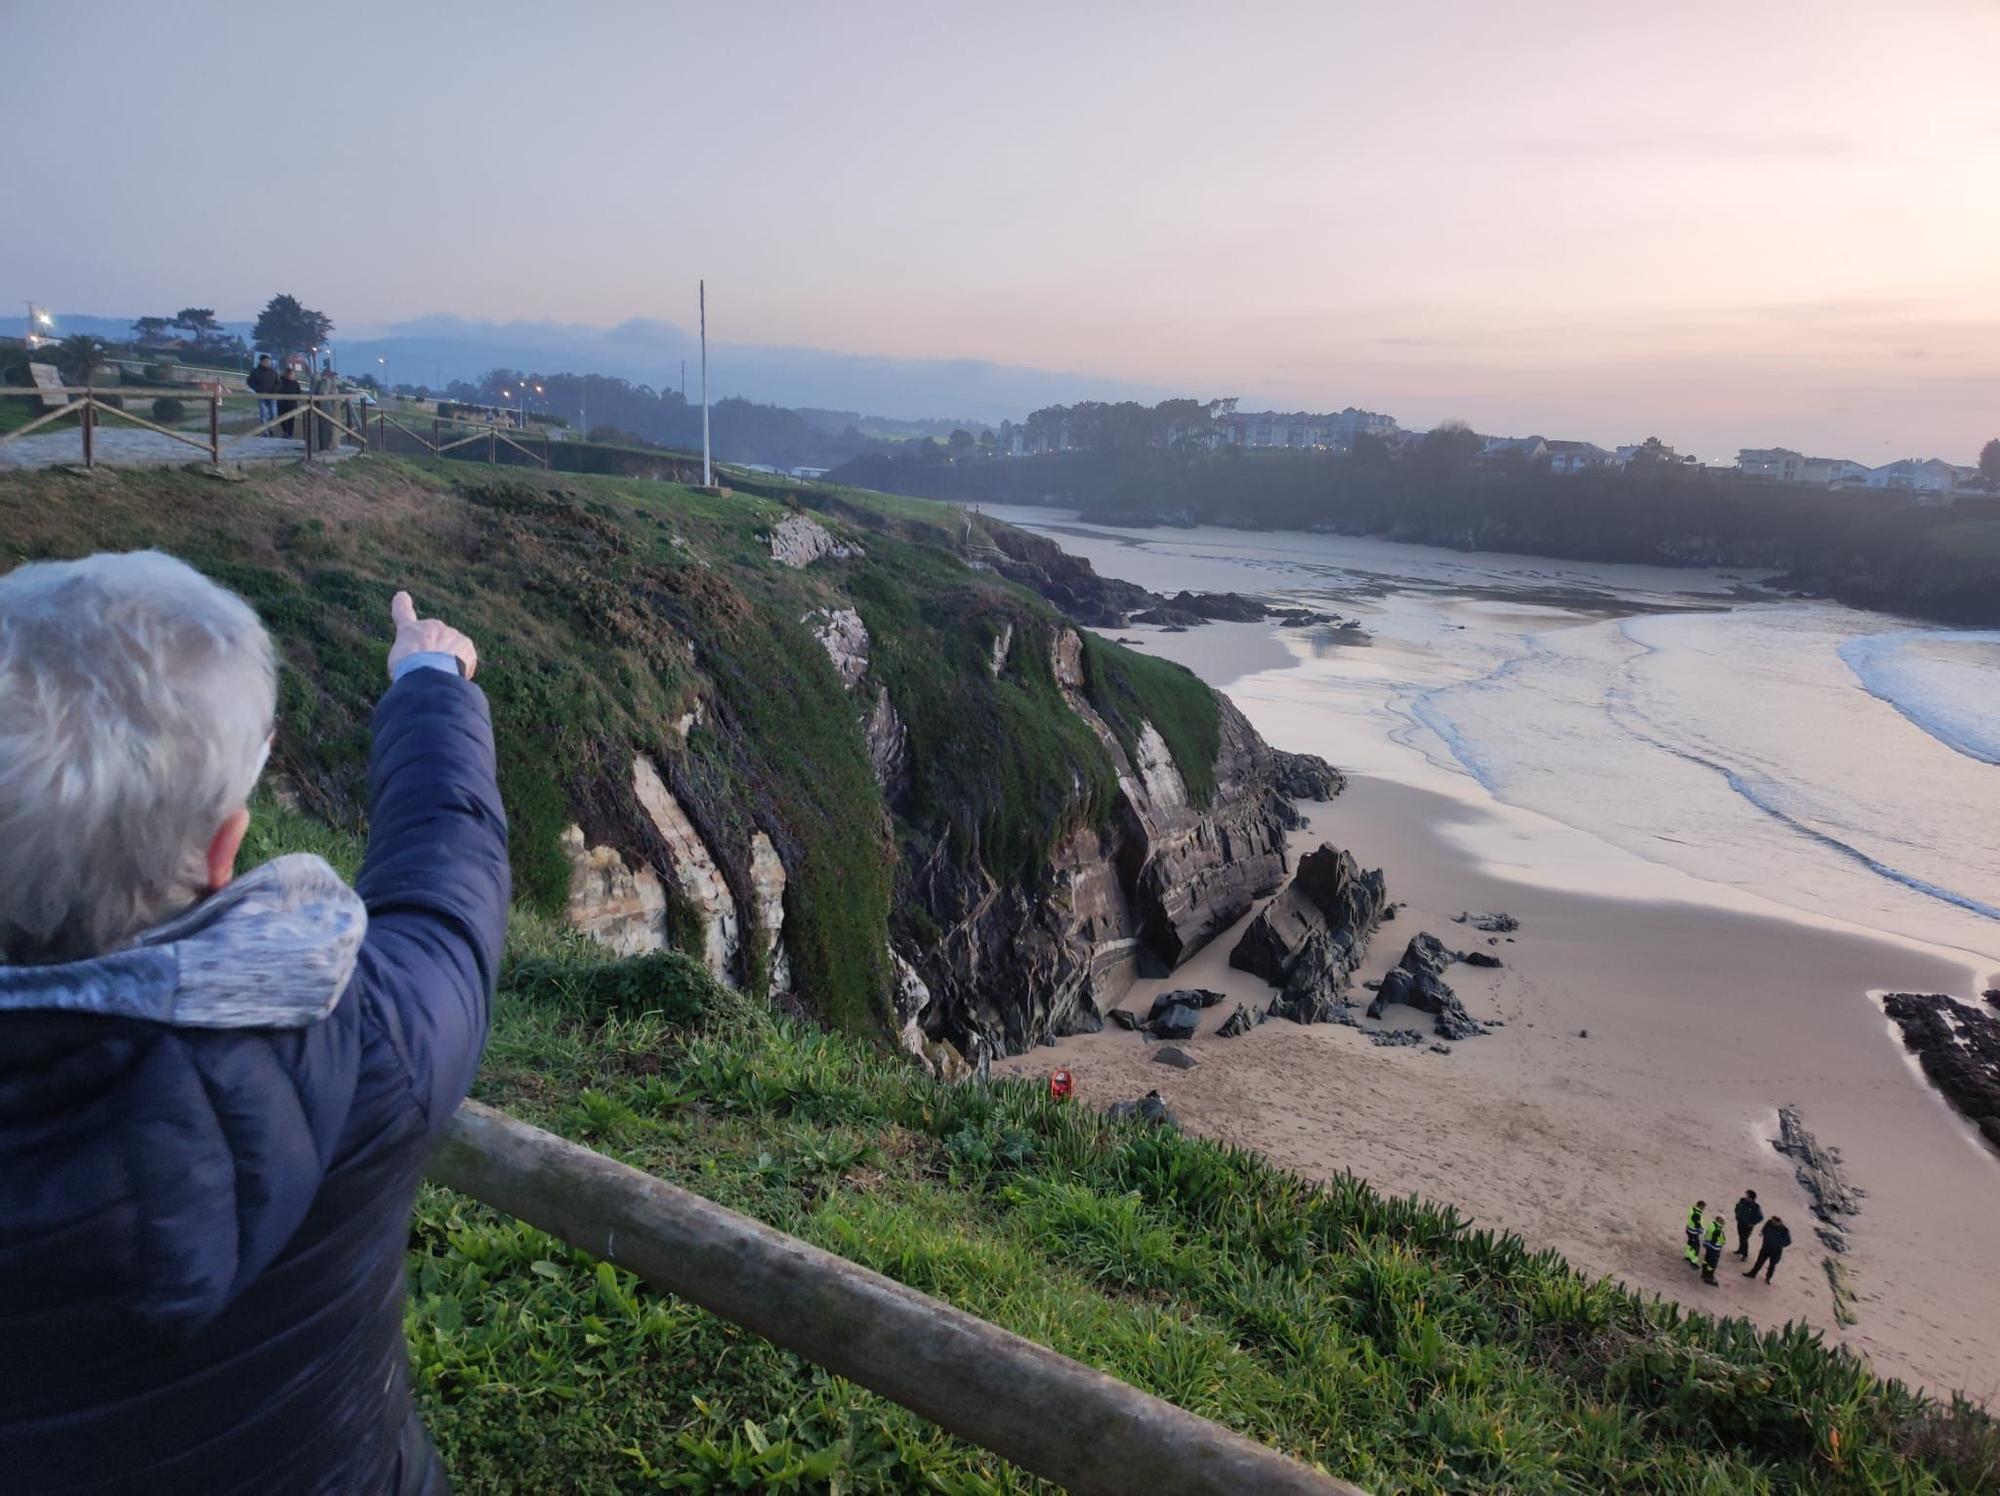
[
  {"left": 891, "top": 626, "right": 1340, "bottom": 1060},
  {"left": 1, "top": 457, "right": 1339, "bottom": 1075},
  {"left": 560, "top": 601, "right": 1341, "bottom": 1068}
]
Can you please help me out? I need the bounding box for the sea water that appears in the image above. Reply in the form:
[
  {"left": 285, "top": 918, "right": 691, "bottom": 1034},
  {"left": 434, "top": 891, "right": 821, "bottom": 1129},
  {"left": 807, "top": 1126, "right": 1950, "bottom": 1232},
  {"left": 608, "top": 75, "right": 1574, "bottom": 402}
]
[{"left": 982, "top": 506, "right": 2000, "bottom": 971}]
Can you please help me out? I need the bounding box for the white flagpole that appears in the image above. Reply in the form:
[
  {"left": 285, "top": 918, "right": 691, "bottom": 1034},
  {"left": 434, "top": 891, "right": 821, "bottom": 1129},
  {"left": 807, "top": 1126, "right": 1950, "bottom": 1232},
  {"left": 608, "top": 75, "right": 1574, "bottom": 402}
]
[{"left": 700, "top": 280, "right": 712, "bottom": 488}]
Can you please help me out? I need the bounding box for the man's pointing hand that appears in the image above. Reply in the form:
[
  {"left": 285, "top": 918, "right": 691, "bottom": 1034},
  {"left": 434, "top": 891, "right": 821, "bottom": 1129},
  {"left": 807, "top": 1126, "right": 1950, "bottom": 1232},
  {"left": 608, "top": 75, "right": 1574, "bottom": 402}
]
[{"left": 387, "top": 590, "right": 479, "bottom": 681}]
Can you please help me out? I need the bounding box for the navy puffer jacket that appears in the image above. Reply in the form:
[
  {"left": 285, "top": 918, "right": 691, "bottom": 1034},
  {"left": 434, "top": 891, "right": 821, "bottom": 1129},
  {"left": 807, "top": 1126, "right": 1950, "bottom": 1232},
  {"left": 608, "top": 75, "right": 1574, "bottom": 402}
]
[{"left": 0, "top": 668, "right": 509, "bottom": 1494}]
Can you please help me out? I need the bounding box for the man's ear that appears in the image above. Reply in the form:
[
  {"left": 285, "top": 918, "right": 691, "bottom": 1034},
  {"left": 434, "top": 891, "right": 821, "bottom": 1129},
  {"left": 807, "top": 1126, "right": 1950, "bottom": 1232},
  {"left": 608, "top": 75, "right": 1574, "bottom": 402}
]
[{"left": 206, "top": 808, "right": 252, "bottom": 893}]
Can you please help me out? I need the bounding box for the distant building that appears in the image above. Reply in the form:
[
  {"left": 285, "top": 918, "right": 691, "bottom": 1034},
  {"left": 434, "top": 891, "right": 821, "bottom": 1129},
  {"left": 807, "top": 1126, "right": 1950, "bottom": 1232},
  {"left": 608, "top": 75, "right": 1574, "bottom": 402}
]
[
  {"left": 1544, "top": 439, "right": 1621, "bottom": 474},
  {"left": 1219, "top": 406, "right": 1397, "bottom": 450},
  {"left": 1617, "top": 439, "right": 1693, "bottom": 467},
  {"left": 1740, "top": 448, "right": 1891, "bottom": 487},
  {"left": 1737, "top": 447, "right": 1807, "bottom": 482},
  {"left": 1864, "top": 457, "right": 1972, "bottom": 502},
  {"left": 1477, "top": 435, "right": 1549, "bottom": 464}
]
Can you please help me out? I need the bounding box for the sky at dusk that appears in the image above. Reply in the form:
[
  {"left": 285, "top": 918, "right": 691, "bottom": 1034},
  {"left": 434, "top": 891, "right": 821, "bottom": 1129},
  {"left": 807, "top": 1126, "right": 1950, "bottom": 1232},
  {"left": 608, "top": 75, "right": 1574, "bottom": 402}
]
[{"left": 7, "top": 0, "right": 1999, "bottom": 459}]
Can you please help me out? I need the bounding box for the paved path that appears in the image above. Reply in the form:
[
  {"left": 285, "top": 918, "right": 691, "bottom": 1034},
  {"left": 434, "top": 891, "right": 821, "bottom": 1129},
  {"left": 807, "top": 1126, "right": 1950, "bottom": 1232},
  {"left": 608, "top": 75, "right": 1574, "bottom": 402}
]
[{"left": 0, "top": 428, "right": 357, "bottom": 470}]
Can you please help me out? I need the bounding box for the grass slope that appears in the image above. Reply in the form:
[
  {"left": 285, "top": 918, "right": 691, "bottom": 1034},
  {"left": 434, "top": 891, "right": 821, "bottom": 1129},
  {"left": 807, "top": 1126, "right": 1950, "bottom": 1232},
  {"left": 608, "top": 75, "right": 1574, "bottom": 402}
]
[
  {"left": 414, "top": 937, "right": 1996, "bottom": 1491},
  {"left": 0, "top": 456, "right": 1217, "bottom": 1036}
]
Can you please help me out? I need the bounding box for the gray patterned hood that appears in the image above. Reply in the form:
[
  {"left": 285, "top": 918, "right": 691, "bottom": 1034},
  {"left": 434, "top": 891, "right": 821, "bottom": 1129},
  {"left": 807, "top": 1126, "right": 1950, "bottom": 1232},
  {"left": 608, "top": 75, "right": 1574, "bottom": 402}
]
[{"left": 0, "top": 855, "right": 367, "bottom": 1029}]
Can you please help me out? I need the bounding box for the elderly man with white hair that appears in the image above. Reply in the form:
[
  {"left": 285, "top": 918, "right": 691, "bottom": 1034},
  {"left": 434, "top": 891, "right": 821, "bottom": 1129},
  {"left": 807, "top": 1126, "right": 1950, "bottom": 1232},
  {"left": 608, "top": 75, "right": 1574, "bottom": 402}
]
[{"left": 0, "top": 552, "right": 509, "bottom": 1494}]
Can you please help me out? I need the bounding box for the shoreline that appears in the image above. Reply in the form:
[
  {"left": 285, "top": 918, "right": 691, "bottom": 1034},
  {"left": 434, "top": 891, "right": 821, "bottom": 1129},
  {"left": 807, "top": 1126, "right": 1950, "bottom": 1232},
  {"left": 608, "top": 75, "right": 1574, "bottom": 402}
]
[{"left": 1001, "top": 772, "right": 2000, "bottom": 1398}]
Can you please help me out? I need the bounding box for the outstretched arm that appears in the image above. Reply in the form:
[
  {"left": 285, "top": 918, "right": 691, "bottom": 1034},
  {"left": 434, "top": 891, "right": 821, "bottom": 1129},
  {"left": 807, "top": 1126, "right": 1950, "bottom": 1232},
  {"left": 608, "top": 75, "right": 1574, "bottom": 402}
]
[{"left": 353, "top": 592, "right": 509, "bottom": 1128}]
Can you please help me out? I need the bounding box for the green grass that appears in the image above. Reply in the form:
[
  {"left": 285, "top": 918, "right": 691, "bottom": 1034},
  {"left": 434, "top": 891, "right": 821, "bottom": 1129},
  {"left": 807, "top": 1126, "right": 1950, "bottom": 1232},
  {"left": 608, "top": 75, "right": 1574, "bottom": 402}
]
[
  {"left": 1080, "top": 631, "right": 1223, "bottom": 806},
  {"left": 388, "top": 939, "right": 1998, "bottom": 1493}
]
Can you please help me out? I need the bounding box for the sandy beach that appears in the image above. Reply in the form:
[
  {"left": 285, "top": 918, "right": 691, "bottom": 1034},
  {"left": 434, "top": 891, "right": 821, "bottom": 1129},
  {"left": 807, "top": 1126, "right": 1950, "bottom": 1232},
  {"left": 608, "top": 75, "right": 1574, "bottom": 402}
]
[{"left": 1001, "top": 650, "right": 2000, "bottom": 1399}]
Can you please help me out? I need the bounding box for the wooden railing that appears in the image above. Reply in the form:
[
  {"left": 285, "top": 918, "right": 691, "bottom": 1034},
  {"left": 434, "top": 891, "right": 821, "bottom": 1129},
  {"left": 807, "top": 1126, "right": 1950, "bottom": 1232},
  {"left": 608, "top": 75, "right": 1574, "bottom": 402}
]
[
  {"left": 428, "top": 1100, "right": 1361, "bottom": 1496},
  {"left": 0, "top": 386, "right": 555, "bottom": 470},
  {"left": 0, "top": 384, "right": 373, "bottom": 466}
]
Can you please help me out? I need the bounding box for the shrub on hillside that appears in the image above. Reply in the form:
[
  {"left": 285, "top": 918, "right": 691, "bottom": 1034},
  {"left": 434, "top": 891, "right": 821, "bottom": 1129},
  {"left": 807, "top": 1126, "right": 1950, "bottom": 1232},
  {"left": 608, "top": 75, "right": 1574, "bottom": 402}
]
[{"left": 151, "top": 397, "right": 187, "bottom": 424}]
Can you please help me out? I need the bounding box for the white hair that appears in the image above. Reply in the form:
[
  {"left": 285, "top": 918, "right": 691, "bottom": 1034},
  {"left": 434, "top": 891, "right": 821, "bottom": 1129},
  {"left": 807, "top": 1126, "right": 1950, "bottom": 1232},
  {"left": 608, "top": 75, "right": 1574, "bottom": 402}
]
[{"left": 0, "top": 552, "right": 277, "bottom": 964}]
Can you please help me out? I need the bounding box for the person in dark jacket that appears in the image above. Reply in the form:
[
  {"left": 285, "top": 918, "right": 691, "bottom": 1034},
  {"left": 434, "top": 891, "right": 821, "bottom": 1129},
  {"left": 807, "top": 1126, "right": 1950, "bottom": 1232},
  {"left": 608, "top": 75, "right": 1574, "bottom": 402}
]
[
  {"left": 1733, "top": 1189, "right": 1763, "bottom": 1258},
  {"left": 277, "top": 364, "right": 305, "bottom": 438},
  {"left": 0, "top": 552, "right": 507, "bottom": 1495},
  {"left": 247, "top": 353, "right": 281, "bottom": 428},
  {"left": 1744, "top": 1217, "right": 1792, "bottom": 1283}
]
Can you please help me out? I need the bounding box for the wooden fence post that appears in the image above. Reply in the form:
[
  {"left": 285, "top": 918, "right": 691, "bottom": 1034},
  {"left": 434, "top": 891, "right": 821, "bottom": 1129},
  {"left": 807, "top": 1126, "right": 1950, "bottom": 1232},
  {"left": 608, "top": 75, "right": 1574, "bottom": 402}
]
[
  {"left": 81, "top": 384, "right": 95, "bottom": 468},
  {"left": 428, "top": 1101, "right": 1361, "bottom": 1496},
  {"left": 209, "top": 392, "right": 221, "bottom": 465}
]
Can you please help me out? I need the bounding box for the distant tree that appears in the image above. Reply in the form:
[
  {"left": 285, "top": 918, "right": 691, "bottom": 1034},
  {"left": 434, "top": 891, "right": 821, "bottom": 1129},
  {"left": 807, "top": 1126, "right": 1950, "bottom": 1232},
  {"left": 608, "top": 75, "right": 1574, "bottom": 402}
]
[
  {"left": 948, "top": 428, "right": 974, "bottom": 453},
  {"left": 53, "top": 334, "right": 108, "bottom": 384},
  {"left": 978, "top": 428, "right": 996, "bottom": 450},
  {"left": 1980, "top": 438, "right": 2000, "bottom": 492},
  {"left": 1418, "top": 419, "right": 1482, "bottom": 471},
  {"left": 174, "top": 307, "right": 219, "bottom": 341},
  {"left": 1626, "top": 435, "right": 1674, "bottom": 466},
  {"left": 251, "top": 294, "right": 333, "bottom": 360},
  {"left": 1348, "top": 430, "right": 1392, "bottom": 469},
  {"left": 132, "top": 316, "right": 173, "bottom": 344}
]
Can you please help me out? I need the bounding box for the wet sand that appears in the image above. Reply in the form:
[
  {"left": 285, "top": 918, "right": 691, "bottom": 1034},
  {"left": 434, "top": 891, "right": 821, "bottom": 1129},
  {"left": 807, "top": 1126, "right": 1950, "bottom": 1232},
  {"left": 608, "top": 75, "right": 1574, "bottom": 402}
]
[{"left": 1001, "top": 708, "right": 2000, "bottom": 1400}]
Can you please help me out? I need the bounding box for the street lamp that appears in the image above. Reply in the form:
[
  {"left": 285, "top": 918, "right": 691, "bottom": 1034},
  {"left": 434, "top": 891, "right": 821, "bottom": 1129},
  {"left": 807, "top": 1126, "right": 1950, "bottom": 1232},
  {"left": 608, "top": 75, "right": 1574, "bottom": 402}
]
[{"left": 377, "top": 355, "right": 388, "bottom": 398}]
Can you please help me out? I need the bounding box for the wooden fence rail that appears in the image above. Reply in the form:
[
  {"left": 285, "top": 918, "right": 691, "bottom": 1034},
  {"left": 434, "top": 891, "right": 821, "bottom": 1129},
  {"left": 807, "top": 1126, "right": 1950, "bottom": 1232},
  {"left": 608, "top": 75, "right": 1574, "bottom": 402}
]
[
  {"left": 428, "top": 1100, "right": 1361, "bottom": 1496},
  {"left": 0, "top": 385, "right": 374, "bottom": 466}
]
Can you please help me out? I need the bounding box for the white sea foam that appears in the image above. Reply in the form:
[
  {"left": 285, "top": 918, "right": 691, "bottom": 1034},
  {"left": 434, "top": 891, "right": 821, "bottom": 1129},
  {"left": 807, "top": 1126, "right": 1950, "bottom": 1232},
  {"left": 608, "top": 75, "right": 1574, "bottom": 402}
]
[{"left": 1838, "top": 630, "right": 2000, "bottom": 766}]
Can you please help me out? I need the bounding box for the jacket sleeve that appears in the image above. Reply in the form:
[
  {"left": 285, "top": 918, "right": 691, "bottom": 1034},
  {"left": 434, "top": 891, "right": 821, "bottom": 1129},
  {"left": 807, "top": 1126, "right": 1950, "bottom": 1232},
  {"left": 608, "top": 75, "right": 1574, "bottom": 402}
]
[{"left": 352, "top": 667, "right": 510, "bottom": 1129}]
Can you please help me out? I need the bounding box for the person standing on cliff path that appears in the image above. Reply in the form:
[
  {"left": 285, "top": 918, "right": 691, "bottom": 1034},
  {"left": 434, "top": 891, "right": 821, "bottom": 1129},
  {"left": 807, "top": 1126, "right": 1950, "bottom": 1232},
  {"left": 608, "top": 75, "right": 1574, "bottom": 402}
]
[
  {"left": 1733, "top": 1189, "right": 1763, "bottom": 1258},
  {"left": 1685, "top": 1200, "right": 1706, "bottom": 1269},
  {"left": 275, "top": 362, "right": 304, "bottom": 439},
  {"left": 1744, "top": 1218, "right": 1792, "bottom": 1283},
  {"left": 0, "top": 556, "right": 507, "bottom": 1495},
  {"left": 1700, "top": 1213, "right": 1728, "bottom": 1284},
  {"left": 247, "top": 353, "right": 280, "bottom": 428}
]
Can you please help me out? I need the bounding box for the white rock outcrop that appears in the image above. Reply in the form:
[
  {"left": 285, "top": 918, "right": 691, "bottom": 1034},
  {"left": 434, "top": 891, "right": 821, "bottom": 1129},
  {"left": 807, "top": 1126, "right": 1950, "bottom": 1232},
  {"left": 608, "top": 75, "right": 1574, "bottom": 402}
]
[
  {"left": 748, "top": 832, "right": 791, "bottom": 994},
  {"left": 633, "top": 754, "right": 741, "bottom": 984},
  {"left": 807, "top": 606, "right": 870, "bottom": 689},
  {"left": 560, "top": 826, "right": 668, "bottom": 956},
  {"left": 769, "top": 513, "right": 863, "bottom": 568}
]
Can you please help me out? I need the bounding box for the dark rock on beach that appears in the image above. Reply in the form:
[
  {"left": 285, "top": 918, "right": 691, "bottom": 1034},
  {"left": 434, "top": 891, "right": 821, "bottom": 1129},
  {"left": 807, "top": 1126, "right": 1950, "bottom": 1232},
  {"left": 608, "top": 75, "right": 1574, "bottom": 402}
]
[
  {"left": 1268, "top": 988, "right": 1353, "bottom": 1026},
  {"left": 1366, "top": 933, "right": 1489, "bottom": 1040},
  {"left": 1229, "top": 843, "right": 1388, "bottom": 993},
  {"left": 1107, "top": 1091, "right": 1178, "bottom": 1127},
  {"left": 1461, "top": 950, "right": 1503, "bottom": 968},
  {"left": 1145, "top": 1002, "right": 1201, "bottom": 1042},
  {"left": 1151, "top": 1045, "right": 1199, "bottom": 1070},
  {"left": 1107, "top": 1007, "right": 1141, "bottom": 1031},
  {"left": 1216, "top": 1002, "right": 1265, "bottom": 1037},
  {"left": 1149, "top": 987, "right": 1226, "bottom": 1017},
  {"left": 1371, "top": 1028, "right": 1425, "bottom": 1048},
  {"left": 1882, "top": 993, "right": 2000, "bottom": 1150},
  {"left": 1773, "top": 1104, "right": 1864, "bottom": 1251},
  {"left": 1454, "top": 910, "right": 1520, "bottom": 933}
]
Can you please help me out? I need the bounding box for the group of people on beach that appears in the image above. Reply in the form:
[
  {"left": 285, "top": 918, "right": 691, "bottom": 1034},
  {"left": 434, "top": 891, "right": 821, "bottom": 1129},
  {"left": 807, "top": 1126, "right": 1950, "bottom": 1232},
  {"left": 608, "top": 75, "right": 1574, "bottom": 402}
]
[{"left": 1684, "top": 1190, "right": 1792, "bottom": 1285}]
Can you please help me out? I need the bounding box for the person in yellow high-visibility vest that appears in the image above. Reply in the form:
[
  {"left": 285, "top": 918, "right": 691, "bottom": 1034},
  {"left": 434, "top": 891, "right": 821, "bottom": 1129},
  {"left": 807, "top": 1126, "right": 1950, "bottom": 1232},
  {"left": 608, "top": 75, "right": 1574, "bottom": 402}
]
[
  {"left": 1700, "top": 1212, "right": 1728, "bottom": 1284},
  {"left": 1684, "top": 1200, "right": 1706, "bottom": 1269}
]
